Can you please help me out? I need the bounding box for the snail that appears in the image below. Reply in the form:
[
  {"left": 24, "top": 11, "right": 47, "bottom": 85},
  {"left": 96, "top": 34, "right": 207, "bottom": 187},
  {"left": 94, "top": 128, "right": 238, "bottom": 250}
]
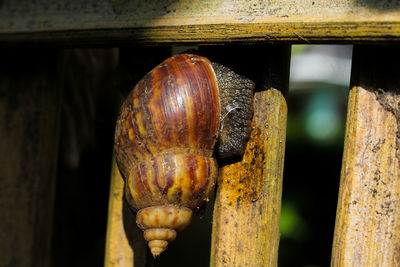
[{"left": 114, "top": 53, "right": 254, "bottom": 257}]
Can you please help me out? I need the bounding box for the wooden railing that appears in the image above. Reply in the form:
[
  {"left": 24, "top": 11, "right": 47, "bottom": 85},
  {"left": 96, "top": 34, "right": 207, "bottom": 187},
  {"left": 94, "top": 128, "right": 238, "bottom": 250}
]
[{"left": 0, "top": 1, "right": 399, "bottom": 267}]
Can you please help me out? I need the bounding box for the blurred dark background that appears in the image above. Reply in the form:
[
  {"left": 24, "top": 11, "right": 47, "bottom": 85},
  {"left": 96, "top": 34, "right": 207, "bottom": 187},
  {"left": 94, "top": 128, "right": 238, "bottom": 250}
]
[{"left": 50, "top": 45, "right": 351, "bottom": 267}]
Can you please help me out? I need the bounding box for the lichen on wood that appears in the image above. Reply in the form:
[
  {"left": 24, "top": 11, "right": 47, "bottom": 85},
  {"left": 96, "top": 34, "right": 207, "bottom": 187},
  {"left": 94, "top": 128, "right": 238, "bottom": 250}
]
[{"left": 210, "top": 46, "right": 289, "bottom": 267}]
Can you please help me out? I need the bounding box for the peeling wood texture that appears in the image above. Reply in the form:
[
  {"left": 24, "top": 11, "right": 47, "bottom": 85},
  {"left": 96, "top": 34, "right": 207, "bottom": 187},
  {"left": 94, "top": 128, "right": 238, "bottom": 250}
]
[
  {"left": 210, "top": 46, "right": 290, "bottom": 267},
  {"left": 0, "top": 50, "right": 62, "bottom": 267},
  {"left": 104, "top": 158, "right": 147, "bottom": 267},
  {"left": 1, "top": 0, "right": 400, "bottom": 45},
  {"left": 331, "top": 46, "right": 400, "bottom": 266}
]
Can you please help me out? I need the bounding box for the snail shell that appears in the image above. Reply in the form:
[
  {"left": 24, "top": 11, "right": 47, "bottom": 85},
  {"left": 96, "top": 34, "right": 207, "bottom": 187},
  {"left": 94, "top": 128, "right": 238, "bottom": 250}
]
[
  {"left": 114, "top": 53, "right": 255, "bottom": 257},
  {"left": 114, "top": 54, "right": 220, "bottom": 257}
]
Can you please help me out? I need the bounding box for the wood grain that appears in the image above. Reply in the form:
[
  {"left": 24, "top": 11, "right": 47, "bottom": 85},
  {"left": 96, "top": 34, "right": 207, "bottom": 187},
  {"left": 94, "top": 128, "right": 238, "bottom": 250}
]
[
  {"left": 331, "top": 46, "right": 400, "bottom": 266},
  {"left": 104, "top": 158, "right": 148, "bottom": 267},
  {"left": 0, "top": 49, "right": 62, "bottom": 267},
  {"left": 104, "top": 47, "right": 171, "bottom": 267},
  {"left": 105, "top": 158, "right": 135, "bottom": 267},
  {"left": 210, "top": 46, "right": 290, "bottom": 267},
  {"left": 0, "top": 0, "right": 400, "bottom": 44}
]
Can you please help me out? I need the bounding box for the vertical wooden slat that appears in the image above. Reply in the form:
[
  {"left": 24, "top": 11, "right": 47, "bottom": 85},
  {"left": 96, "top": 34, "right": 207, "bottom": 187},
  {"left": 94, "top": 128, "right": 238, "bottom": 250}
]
[
  {"left": 49, "top": 48, "right": 120, "bottom": 267},
  {"left": 105, "top": 158, "right": 147, "bottom": 267},
  {"left": 209, "top": 46, "right": 290, "bottom": 267},
  {"left": 331, "top": 46, "right": 400, "bottom": 266},
  {"left": 104, "top": 47, "right": 171, "bottom": 267},
  {"left": 0, "top": 49, "right": 62, "bottom": 267}
]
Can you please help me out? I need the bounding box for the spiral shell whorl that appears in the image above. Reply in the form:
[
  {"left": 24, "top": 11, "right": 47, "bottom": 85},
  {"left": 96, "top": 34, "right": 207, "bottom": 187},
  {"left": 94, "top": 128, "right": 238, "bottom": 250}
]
[
  {"left": 125, "top": 153, "right": 217, "bottom": 210},
  {"left": 114, "top": 54, "right": 220, "bottom": 180},
  {"left": 137, "top": 206, "right": 192, "bottom": 257}
]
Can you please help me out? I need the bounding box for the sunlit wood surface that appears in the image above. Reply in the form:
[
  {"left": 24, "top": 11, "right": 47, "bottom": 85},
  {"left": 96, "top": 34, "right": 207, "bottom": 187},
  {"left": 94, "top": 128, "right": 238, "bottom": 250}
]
[
  {"left": 209, "top": 46, "right": 289, "bottom": 267},
  {"left": 1, "top": 0, "right": 400, "bottom": 44},
  {"left": 331, "top": 46, "right": 400, "bottom": 266}
]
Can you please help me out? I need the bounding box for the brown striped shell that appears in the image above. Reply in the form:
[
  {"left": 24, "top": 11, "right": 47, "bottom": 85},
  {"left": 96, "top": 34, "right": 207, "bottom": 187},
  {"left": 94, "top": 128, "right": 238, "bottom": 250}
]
[{"left": 114, "top": 54, "right": 220, "bottom": 257}]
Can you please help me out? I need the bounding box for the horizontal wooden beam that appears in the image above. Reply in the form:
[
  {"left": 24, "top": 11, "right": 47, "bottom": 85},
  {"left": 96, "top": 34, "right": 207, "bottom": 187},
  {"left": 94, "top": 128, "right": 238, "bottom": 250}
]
[{"left": 1, "top": 0, "right": 400, "bottom": 45}]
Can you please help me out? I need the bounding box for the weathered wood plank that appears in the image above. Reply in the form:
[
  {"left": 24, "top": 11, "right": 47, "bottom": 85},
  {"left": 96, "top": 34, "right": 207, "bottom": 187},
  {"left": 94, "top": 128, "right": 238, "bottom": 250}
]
[
  {"left": 105, "top": 158, "right": 147, "bottom": 267},
  {"left": 104, "top": 47, "right": 171, "bottom": 267},
  {"left": 0, "top": 0, "right": 400, "bottom": 44},
  {"left": 0, "top": 49, "right": 62, "bottom": 267},
  {"left": 105, "top": 158, "right": 135, "bottom": 267},
  {"left": 209, "top": 46, "right": 289, "bottom": 267},
  {"left": 331, "top": 46, "right": 400, "bottom": 266}
]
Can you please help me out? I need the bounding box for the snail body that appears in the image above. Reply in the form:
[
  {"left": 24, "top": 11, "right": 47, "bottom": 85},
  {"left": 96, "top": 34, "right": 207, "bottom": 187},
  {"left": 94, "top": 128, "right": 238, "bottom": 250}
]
[{"left": 114, "top": 54, "right": 254, "bottom": 257}]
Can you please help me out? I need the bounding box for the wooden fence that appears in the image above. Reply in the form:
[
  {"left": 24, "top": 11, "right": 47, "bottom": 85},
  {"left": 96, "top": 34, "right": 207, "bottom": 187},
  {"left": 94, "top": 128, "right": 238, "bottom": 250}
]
[{"left": 0, "top": 1, "right": 399, "bottom": 266}]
